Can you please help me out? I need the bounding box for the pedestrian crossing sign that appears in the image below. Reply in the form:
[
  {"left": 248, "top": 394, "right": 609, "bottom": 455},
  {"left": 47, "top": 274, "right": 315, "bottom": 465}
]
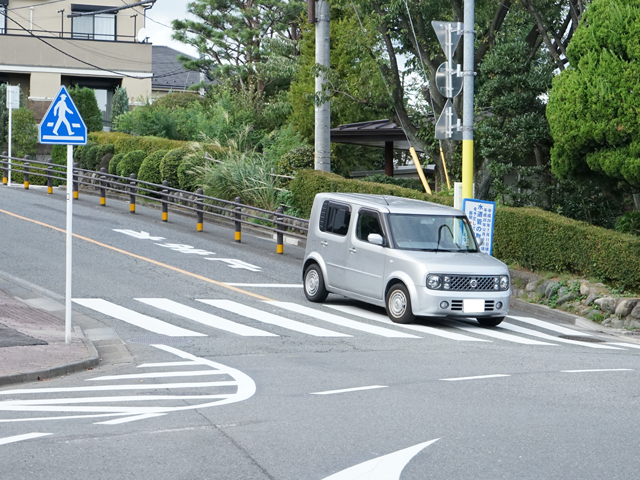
[{"left": 38, "top": 86, "right": 87, "bottom": 145}]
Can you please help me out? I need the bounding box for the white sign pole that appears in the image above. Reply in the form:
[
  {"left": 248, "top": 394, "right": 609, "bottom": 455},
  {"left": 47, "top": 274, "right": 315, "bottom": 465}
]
[
  {"left": 65, "top": 144, "right": 73, "bottom": 343},
  {"left": 7, "top": 105, "right": 12, "bottom": 186}
]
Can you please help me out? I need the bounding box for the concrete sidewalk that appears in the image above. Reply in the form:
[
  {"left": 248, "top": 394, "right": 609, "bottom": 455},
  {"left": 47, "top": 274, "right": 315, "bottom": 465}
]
[{"left": 0, "top": 274, "right": 99, "bottom": 387}]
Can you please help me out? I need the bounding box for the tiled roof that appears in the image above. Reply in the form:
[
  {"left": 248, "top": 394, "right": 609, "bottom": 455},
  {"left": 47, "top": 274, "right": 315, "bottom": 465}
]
[
  {"left": 152, "top": 46, "right": 209, "bottom": 91},
  {"left": 330, "top": 119, "right": 431, "bottom": 152}
]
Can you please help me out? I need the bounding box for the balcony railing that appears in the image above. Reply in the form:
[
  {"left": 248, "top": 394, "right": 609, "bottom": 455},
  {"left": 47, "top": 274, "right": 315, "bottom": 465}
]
[{"left": 0, "top": 27, "right": 143, "bottom": 44}]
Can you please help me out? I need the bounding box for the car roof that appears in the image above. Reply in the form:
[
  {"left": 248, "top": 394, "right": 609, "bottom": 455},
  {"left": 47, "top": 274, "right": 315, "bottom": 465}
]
[{"left": 316, "top": 192, "right": 462, "bottom": 215}]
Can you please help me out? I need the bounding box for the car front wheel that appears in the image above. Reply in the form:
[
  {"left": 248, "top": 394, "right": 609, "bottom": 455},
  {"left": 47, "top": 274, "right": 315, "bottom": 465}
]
[
  {"left": 385, "top": 284, "right": 415, "bottom": 324},
  {"left": 304, "top": 264, "right": 329, "bottom": 302},
  {"left": 477, "top": 316, "right": 504, "bottom": 327}
]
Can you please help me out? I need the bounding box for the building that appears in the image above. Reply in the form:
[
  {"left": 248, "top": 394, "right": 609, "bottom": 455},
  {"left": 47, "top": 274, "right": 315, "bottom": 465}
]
[
  {"left": 151, "top": 45, "right": 208, "bottom": 100},
  {"left": 0, "top": 0, "right": 155, "bottom": 128}
]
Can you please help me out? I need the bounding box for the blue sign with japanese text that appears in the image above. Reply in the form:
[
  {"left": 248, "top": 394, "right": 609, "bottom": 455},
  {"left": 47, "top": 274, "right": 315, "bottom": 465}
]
[
  {"left": 38, "top": 86, "right": 87, "bottom": 145},
  {"left": 462, "top": 198, "right": 496, "bottom": 255}
]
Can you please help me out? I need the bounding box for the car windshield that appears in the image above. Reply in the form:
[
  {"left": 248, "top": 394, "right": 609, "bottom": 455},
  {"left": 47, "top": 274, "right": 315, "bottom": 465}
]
[{"left": 387, "top": 214, "right": 478, "bottom": 252}]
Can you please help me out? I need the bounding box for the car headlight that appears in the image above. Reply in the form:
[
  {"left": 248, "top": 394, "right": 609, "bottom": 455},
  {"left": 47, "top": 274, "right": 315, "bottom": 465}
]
[
  {"left": 500, "top": 275, "right": 510, "bottom": 291},
  {"left": 427, "top": 275, "right": 442, "bottom": 290}
]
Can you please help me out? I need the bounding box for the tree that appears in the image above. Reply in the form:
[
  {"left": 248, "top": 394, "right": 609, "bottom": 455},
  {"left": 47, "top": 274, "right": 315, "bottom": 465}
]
[
  {"left": 172, "top": 0, "right": 305, "bottom": 94},
  {"left": 68, "top": 86, "right": 103, "bottom": 132},
  {"left": 9, "top": 108, "right": 38, "bottom": 158},
  {"left": 475, "top": 9, "right": 555, "bottom": 206},
  {"left": 546, "top": 0, "right": 640, "bottom": 204},
  {"left": 110, "top": 86, "right": 129, "bottom": 125}
]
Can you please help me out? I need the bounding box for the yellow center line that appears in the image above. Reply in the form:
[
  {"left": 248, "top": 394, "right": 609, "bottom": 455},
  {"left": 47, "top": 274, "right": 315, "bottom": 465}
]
[{"left": 0, "top": 208, "right": 274, "bottom": 302}]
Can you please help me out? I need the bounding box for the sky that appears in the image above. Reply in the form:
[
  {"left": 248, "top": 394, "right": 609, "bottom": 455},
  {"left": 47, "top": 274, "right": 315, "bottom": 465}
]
[{"left": 143, "top": 0, "right": 197, "bottom": 56}]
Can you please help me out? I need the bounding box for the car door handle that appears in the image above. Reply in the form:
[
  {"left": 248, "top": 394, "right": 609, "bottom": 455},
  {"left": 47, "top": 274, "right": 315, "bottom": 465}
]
[
  {"left": 321, "top": 240, "right": 328, "bottom": 247},
  {"left": 349, "top": 247, "right": 357, "bottom": 254}
]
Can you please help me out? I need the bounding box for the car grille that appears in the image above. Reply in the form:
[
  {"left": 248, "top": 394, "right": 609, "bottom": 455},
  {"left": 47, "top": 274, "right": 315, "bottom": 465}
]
[{"left": 447, "top": 276, "right": 499, "bottom": 291}]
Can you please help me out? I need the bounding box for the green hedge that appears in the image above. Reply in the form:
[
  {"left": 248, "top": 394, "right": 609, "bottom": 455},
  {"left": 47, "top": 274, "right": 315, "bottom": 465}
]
[
  {"left": 137, "top": 150, "right": 167, "bottom": 193},
  {"left": 109, "top": 153, "right": 125, "bottom": 176},
  {"left": 117, "top": 150, "right": 147, "bottom": 178},
  {"left": 89, "top": 132, "right": 186, "bottom": 155},
  {"left": 493, "top": 207, "right": 640, "bottom": 289},
  {"left": 160, "top": 148, "right": 186, "bottom": 189},
  {"left": 289, "top": 169, "right": 453, "bottom": 218}
]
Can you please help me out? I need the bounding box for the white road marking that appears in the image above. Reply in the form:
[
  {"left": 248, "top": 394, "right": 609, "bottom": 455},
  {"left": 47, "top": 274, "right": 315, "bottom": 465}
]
[
  {"left": 224, "top": 283, "right": 303, "bottom": 288},
  {"left": 136, "top": 298, "right": 277, "bottom": 337},
  {"left": 499, "top": 322, "right": 623, "bottom": 350},
  {"left": 607, "top": 343, "right": 640, "bottom": 350},
  {"left": 155, "top": 243, "right": 216, "bottom": 256},
  {"left": 87, "top": 370, "right": 228, "bottom": 381},
  {"left": 137, "top": 361, "right": 201, "bottom": 368},
  {"left": 561, "top": 369, "right": 634, "bottom": 373},
  {"left": 326, "top": 304, "right": 488, "bottom": 341},
  {"left": 113, "top": 229, "right": 165, "bottom": 241},
  {"left": 439, "top": 319, "right": 558, "bottom": 345},
  {"left": 0, "top": 346, "right": 257, "bottom": 424},
  {"left": 269, "top": 302, "right": 421, "bottom": 338},
  {"left": 321, "top": 439, "right": 440, "bottom": 480},
  {"left": 206, "top": 258, "right": 262, "bottom": 272},
  {"left": 0, "top": 382, "right": 238, "bottom": 397},
  {"left": 440, "top": 374, "right": 510, "bottom": 382},
  {"left": 197, "top": 299, "right": 350, "bottom": 337},
  {"left": 507, "top": 315, "right": 593, "bottom": 336},
  {"left": 73, "top": 299, "right": 206, "bottom": 337},
  {"left": 311, "top": 386, "right": 388, "bottom": 395},
  {"left": 0, "top": 433, "right": 52, "bottom": 445},
  {"left": 96, "top": 413, "right": 167, "bottom": 425}
]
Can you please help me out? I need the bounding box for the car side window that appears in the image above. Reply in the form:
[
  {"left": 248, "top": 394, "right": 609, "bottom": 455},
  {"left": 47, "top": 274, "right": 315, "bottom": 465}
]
[
  {"left": 319, "top": 201, "right": 351, "bottom": 236},
  {"left": 356, "top": 210, "right": 383, "bottom": 243}
]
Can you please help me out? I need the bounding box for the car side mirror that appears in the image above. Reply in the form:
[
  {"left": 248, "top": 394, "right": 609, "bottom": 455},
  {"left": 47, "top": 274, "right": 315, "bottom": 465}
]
[
  {"left": 476, "top": 236, "right": 484, "bottom": 247},
  {"left": 368, "top": 233, "right": 385, "bottom": 246}
]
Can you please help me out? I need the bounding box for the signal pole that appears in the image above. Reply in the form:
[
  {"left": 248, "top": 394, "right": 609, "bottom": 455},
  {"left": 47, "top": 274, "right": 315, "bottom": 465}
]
[
  {"left": 314, "top": 0, "right": 331, "bottom": 171},
  {"left": 461, "top": 0, "right": 475, "bottom": 200}
]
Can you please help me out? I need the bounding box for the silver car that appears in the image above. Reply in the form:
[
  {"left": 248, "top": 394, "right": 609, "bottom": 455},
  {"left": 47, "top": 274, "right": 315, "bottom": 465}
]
[{"left": 302, "top": 193, "right": 510, "bottom": 326}]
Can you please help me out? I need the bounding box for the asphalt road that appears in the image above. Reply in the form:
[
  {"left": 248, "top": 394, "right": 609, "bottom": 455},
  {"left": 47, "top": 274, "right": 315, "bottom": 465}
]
[{"left": 1, "top": 184, "right": 639, "bottom": 480}]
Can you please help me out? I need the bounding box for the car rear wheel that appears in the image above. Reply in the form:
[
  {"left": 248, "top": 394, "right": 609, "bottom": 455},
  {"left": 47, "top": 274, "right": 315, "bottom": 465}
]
[
  {"left": 385, "top": 284, "right": 415, "bottom": 324},
  {"left": 477, "top": 316, "right": 504, "bottom": 327},
  {"left": 304, "top": 264, "right": 329, "bottom": 302}
]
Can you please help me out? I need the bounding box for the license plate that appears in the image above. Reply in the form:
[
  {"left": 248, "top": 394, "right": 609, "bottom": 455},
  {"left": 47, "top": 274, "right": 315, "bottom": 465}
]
[{"left": 463, "top": 299, "right": 485, "bottom": 313}]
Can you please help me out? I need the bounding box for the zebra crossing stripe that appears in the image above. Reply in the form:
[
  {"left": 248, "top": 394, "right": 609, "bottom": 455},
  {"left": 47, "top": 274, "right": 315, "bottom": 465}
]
[
  {"left": 268, "top": 302, "right": 421, "bottom": 338},
  {"left": 197, "top": 299, "right": 350, "bottom": 337},
  {"left": 0, "top": 433, "right": 52, "bottom": 446},
  {"left": 73, "top": 299, "right": 206, "bottom": 337},
  {"left": 136, "top": 298, "right": 277, "bottom": 337},
  {"left": 507, "top": 315, "right": 593, "bottom": 336},
  {"left": 326, "top": 304, "right": 487, "bottom": 341},
  {"left": 438, "top": 319, "right": 558, "bottom": 345},
  {"left": 499, "top": 322, "right": 623, "bottom": 350}
]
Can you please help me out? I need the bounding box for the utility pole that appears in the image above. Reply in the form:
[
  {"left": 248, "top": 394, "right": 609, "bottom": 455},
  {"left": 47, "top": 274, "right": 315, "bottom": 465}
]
[
  {"left": 314, "top": 0, "right": 330, "bottom": 171},
  {"left": 461, "top": 0, "right": 475, "bottom": 201}
]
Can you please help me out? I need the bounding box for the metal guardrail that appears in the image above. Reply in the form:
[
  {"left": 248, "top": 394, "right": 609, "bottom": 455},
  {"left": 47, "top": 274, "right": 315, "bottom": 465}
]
[{"left": 1, "top": 153, "right": 309, "bottom": 255}]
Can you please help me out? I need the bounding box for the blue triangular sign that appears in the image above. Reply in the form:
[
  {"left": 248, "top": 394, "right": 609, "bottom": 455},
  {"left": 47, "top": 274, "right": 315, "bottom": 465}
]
[{"left": 39, "top": 86, "right": 87, "bottom": 145}]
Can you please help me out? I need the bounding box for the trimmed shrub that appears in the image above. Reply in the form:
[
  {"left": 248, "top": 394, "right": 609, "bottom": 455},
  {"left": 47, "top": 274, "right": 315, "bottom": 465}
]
[
  {"left": 137, "top": 150, "right": 168, "bottom": 193},
  {"left": 362, "top": 174, "right": 425, "bottom": 192},
  {"left": 109, "top": 153, "right": 125, "bottom": 176},
  {"left": 493, "top": 207, "right": 640, "bottom": 290},
  {"left": 76, "top": 143, "right": 97, "bottom": 170},
  {"left": 117, "top": 150, "right": 147, "bottom": 178},
  {"left": 90, "top": 144, "right": 114, "bottom": 171},
  {"left": 160, "top": 148, "right": 186, "bottom": 189},
  {"left": 177, "top": 154, "right": 205, "bottom": 192},
  {"left": 88, "top": 131, "right": 186, "bottom": 155},
  {"left": 289, "top": 169, "right": 453, "bottom": 218},
  {"left": 7, "top": 108, "right": 39, "bottom": 185}
]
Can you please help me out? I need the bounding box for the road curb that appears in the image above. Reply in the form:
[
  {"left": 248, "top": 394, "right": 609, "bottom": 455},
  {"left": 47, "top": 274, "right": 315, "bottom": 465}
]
[
  {"left": 0, "top": 326, "right": 100, "bottom": 387},
  {"left": 510, "top": 298, "right": 586, "bottom": 325}
]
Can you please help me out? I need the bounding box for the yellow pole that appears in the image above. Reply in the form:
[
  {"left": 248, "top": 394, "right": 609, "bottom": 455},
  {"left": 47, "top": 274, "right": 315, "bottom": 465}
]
[
  {"left": 462, "top": 140, "right": 473, "bottom": 200},
  {"left": 439, "top": 141, "right": 451, "bottom": 190},
  {"left": 409, "top": 147, "right": 432, "bottom": 195}
]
